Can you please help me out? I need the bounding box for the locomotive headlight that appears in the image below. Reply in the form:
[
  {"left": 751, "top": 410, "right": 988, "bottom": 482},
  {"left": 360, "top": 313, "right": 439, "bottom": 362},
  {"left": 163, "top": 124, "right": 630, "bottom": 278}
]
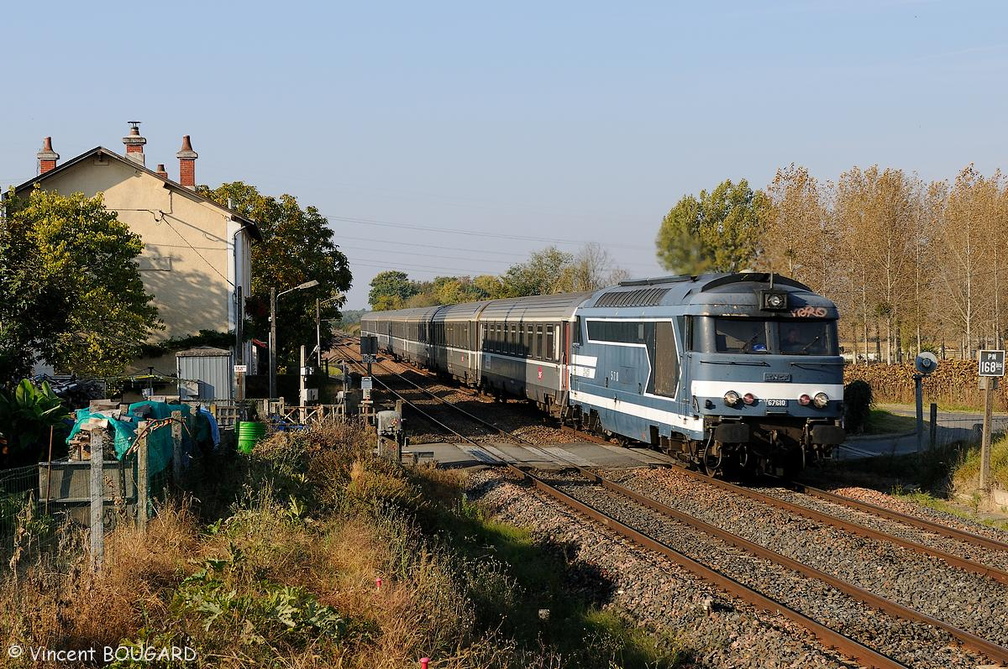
[
  {"left": 798, "top": 394, "right": 812, "bottom": 406},
  {"left": 812, "top": 392, "right": 830, "bottom": 409},
  {"left": 723, "top": 390, "right": 741, "bottom": 407},
  {"left": 743, "top": 392, "right": 756, "bottom": 405}
]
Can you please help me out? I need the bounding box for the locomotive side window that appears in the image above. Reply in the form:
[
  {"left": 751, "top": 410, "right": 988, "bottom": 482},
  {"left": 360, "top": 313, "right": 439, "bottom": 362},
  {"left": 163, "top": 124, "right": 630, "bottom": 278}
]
[
  {"left": 586, "top": 320, "right": 645, "bottom": 343},
  {"left": 654, "top": 322, "right": 679, "bottom": 397}
]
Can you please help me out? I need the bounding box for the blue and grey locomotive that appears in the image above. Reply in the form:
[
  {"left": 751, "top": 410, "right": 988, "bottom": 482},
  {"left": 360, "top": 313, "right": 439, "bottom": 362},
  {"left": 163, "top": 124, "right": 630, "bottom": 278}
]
[{"left": 361, "top": 272, "right": 845, "bottom": 475}]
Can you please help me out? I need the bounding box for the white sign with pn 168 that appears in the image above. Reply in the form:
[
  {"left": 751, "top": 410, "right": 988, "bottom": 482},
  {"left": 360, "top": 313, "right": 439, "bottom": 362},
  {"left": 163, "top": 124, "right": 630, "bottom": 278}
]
[{"left": 978, "top": 350, "right": 1006, "bottom": 377}]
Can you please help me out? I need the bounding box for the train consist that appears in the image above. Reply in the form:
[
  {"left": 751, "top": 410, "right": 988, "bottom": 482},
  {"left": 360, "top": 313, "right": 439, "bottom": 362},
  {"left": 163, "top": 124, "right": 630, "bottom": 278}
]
[{"left": 360, "top": 273, "right": 845, "bottom": 475}]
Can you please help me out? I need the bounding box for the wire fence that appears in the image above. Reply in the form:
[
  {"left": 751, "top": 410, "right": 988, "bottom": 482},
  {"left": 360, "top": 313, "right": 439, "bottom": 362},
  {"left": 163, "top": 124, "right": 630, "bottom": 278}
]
[
  {"left": 0, "top": 431, "right": 187, "bottom": 566},
  {"left": 0, "top": 464, "right": 42, "bottom": 558}
]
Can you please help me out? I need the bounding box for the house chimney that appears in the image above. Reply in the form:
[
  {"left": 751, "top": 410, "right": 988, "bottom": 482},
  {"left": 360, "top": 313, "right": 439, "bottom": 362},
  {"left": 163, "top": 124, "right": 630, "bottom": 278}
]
[
  {"left": 176, "top": 135, "right": 198, "bottom": 188},
  {"left": 155, "top": 163, "right": 168, "bottom": 179},
  {"left": 37, "top": 137, "right": 59, "bottom": 174},
  {"left": 122, "top": 121, "right": 146, "bottom": 166}
]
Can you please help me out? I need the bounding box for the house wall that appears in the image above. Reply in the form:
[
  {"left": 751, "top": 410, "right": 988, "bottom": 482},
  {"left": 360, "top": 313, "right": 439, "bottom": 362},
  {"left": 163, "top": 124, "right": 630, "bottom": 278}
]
[{"left": 34, "top": 159, "right": 249, "bottom": 348}]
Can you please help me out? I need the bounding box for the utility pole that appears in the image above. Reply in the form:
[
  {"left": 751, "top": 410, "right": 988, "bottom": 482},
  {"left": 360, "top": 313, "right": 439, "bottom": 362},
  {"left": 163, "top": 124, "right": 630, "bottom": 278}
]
[
  {"left": 316, "top": 298, "right": 322, "bottom": 370},
  {"left": 269, "top": 287, "right": 277, "bottom": 399}
]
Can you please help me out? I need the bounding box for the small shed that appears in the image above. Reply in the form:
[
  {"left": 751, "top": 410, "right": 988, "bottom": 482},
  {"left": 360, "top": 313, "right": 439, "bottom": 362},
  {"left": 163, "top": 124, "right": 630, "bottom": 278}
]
[{"left": 176, "top": 346, "right": 233, "bottom": 400}]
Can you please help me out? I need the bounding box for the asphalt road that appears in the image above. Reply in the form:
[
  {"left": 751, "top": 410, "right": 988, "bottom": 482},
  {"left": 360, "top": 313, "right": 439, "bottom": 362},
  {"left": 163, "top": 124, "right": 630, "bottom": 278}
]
[{"left": 840, "top": 403, "right": 1008, "bottom": 459}]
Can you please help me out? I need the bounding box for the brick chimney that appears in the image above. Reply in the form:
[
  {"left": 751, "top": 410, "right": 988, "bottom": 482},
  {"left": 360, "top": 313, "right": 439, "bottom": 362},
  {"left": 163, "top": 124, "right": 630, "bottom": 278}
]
[
  {"left": 155, "top": 163, "right": 168, "bottom": 179},
  {"left": 122, "top": 121, "right": 146, "bottom": 166},
  {"left": 37, "top": 137, "right": 60, "bottom": 174},
  {"left": 176, "top": 135, "right": 198, "bottom": 188}
]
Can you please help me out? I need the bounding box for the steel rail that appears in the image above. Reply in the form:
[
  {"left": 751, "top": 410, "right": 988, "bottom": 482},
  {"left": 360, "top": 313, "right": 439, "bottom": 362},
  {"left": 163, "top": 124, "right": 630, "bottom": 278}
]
[
  {"left": 523, "top": 470, "right": 907, "bottom": 669},
  {"left": 568, "top": 468, "right": 1008, "bottom": 667},
  {"left": 785, "top": 479, "right": 1008, "bottom": 553},
  {"left": 672, "top": 468, "right": 1008, "bottom": 586}
]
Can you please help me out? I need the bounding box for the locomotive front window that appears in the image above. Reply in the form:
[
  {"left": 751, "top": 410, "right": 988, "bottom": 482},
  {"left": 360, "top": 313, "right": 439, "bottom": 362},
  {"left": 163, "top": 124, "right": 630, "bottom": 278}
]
[
  {"left": 776, "top": 320, "right": 837, "bottom": 355},
  {"left": 706, "top": 318, "right": 838, "bottom": 355},
  {"left": 712, "top": 318, "right": 768, "bottom": 353}
]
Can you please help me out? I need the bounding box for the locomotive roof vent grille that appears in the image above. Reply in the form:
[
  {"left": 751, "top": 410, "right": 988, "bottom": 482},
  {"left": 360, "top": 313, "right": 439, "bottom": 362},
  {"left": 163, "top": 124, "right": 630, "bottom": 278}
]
[{"left": 594, "top": 287, "right": 670, "bottom": 308}]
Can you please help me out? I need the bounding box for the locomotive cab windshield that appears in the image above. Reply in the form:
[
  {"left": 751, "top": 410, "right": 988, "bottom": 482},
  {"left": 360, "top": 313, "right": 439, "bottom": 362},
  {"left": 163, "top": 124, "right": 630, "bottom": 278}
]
[{"left": 707, "top": 318, "right": 838, "bottom": 356}]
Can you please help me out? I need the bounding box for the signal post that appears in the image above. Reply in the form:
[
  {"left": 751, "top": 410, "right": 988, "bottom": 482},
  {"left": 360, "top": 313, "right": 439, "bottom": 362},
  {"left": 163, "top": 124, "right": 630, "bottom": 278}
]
[{"left": 978, "top": 349, "right": 1006, "bottom": 492}]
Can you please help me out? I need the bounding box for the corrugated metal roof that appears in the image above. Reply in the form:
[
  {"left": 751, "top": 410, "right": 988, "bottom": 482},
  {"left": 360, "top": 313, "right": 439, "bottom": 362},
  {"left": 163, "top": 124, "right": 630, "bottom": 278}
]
[{"left": 593, "top": 287, "right": 670, "bottom": 308}]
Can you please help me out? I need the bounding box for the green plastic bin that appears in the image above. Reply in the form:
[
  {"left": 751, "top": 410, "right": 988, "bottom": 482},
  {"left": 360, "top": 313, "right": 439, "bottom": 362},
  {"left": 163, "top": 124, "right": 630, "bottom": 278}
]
[{"left": 237, "top": 421, "right": 267, "bottom": 454}]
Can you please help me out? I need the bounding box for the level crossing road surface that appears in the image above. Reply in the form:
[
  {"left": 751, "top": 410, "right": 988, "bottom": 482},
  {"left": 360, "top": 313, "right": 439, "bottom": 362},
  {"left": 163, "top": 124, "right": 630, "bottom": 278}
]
[
  {"left": 404, "top": 440, "right": 677, "bottom": 470},
  {"left": 839, "top": 404, "right": 1008, "bottom": 460}
]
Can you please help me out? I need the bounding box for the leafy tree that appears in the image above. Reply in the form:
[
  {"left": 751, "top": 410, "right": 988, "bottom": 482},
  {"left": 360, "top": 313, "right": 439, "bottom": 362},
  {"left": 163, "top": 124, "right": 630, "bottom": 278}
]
[
  {"left": 559, "top": 242, "right": 628, "bottom": 292},
  {"left": 656, "top": 179, "right": 767, "bottom": 275},
  {"left": 835, "top": 166, "right": 923, "bottom": 363},
  {"left": 936, "top": 165, "right": 1004, "bottom": 357},
  {"left": 199, "top": 182, "right": 351, "bottom": 372},
  {"left": 0, "top": 188, "right": 160, "bottom": 385},
  {"left": 758, "top": 164, "right": 836, "bottom": 293},
  {"left": 368, "top": 270, "right": 415, "bottom": 310},
  {"left": 501, "top": 247, "right": 574, "bottom": 296},
  {"left": 472, "top": 274, "right": 508, "bottom": 300}
]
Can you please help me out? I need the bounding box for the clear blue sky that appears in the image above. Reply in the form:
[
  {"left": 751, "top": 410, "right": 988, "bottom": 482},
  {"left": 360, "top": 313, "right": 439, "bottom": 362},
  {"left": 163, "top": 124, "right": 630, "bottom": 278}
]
[{"left": 2, "top": 1, "right": 1006, "bottom": 310}]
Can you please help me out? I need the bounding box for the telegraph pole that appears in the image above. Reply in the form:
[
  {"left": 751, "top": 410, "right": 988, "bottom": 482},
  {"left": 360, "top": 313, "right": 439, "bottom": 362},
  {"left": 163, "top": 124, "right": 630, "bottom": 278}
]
[{"left": 269, "top": 287, "right": 277, "bottom": 399}]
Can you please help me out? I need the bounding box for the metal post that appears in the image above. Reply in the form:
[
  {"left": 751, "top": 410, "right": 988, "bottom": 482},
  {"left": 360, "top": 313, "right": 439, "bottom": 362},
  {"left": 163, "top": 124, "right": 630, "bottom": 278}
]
[
  {"left": 171, "top": 410, "right": 183, "bottom": 483},
  {"left": 929, "top": 402, "right": 937, "bottom": 450},
  {"left": 299, "top": 344, "right": 307, "bottom": 424},
  {"left": 235, "top": 285, "right": 245, "bottom": 401},
  {"left": 89, "top": 428, "right": 104, "bottom": 572},
  {"left": 914, "top": 374, "right": 923, "bottom": 453},
  {"left": 979, "top": 376, "right": 996, "bottom": 492},
  {"left": 137, "top": 421, "right": 148, "bottom": 532},
  {"left": 269, "top": 286, "right": 277, "bottom": 400}
]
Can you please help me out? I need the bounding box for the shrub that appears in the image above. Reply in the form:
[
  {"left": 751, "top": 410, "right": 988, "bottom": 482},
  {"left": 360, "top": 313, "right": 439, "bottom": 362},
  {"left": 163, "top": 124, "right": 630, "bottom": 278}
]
[{"left": 844, "top": 379, "right": 873, "bottom": 434}]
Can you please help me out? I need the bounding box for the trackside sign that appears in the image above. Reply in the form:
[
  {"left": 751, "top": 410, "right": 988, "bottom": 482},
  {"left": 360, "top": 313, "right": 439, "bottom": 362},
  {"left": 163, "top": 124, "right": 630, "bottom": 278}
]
[{"left": 978, "top": 350, "right": 1006, "bottom": 377}]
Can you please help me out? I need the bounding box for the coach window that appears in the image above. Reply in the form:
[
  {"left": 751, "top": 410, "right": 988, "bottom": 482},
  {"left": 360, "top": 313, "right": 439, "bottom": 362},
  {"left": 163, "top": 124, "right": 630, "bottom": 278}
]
[
  {"left": 534, "top": 325, "right": 542, "bottom": 359},
  {"left": 545, "top": 325, "right": 555, "bottom": 361}
]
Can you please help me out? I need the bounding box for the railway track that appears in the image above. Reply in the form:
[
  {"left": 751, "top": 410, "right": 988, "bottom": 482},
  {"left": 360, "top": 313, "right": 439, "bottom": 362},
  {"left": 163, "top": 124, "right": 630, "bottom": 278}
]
[
  {"left": 332, "top": 339, "right": 1008, "bottom": 667},
  {"left": 342, "top": 344, "right": 1008, "bottom": 669}
]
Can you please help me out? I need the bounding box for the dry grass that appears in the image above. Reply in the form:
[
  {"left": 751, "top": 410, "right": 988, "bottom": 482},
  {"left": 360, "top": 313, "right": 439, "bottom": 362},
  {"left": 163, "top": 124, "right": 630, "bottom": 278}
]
[
  {"left": 0, "top": 500, "right": 198, "bottom": 661},
  {"left": 0, "top": 420, "right": 686, "bottom": 669}
]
